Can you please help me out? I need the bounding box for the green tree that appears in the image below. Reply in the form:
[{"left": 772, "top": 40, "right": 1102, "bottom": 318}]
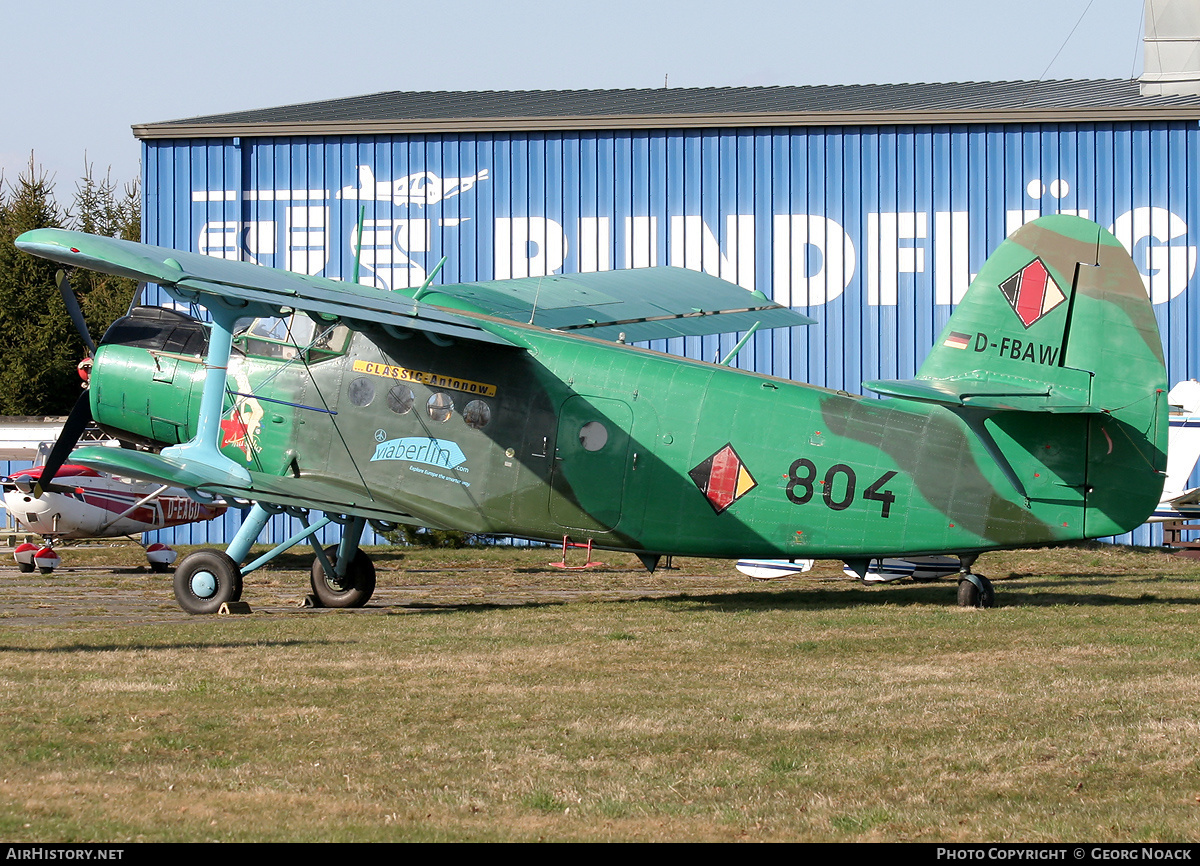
[
  {"left": 0, "top": 157, "right": 142, "bottom": 415},
  {"left": 70, "top": 164, "right": 141, "bottom": 344},
  {"left": 0, "top": 158, "right": 83, "bottom": 415}
]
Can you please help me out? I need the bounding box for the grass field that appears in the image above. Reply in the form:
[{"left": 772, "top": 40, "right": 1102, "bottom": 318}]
[{"left": 1, "top": 541, "right": 1199, "bottom": 842}]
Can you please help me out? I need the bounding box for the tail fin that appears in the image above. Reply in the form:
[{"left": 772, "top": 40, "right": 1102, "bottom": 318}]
[{"left": 866, "top": 214, "right": 1168, "bottom": 537}]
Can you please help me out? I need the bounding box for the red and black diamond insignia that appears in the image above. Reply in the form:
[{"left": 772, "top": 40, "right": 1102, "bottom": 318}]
[
  {"left": 998, "top": 258, "right": 1066, "bottom": 328},
  {"left": 689, "top": 444, "right": 757, "bottom": 514}
]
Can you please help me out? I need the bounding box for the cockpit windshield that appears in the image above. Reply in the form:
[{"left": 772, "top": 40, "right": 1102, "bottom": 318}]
[{"left": 234, "top": 314, "right": 351, "bottom": 360}]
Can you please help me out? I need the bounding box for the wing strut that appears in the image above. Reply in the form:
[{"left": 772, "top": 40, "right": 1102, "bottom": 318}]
[
  {"left": 159, "top": 307, "right": 252, "bottom": 487},
  {"left": 95, "top": 484, "right": 171, "bottom": 535}
]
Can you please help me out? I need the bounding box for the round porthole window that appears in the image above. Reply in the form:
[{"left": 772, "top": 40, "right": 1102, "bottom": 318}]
[
  {"left": 579, "top": 421, "right": 608, "bottom": 451},
  {"left": 347, "top": 377, "right": 375, "bottom": 407},
  {"left": 427, "top": 392, "right": 454, "bottom": 422},
  {"left": 463, "top": 400, "right": 491, "bottom": 429},
  {"left": 387, "top": 384, "right": 415, "bottom": 415}
]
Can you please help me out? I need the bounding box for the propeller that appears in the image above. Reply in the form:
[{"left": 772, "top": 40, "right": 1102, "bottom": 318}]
[
  {"left": 25, "top": 270, "right": 103, "bottom": 496},
  {"left": 56, "top": 270, "right": 96, "bottom": 355},
  {"left": 33, "top": 390, "right": 93, "bottom": 498}
]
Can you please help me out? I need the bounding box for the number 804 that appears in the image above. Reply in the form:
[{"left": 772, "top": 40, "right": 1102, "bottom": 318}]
[{"left": 785, "top": 458, "right": 898, "bottom": 518}]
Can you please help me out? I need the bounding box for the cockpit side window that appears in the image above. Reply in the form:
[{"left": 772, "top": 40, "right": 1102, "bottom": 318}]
[{"left": 234, "top": 314, "right": 351, "bottom": 361}]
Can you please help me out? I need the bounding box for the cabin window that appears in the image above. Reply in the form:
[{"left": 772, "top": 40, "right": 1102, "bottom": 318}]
[
  {"left": 463, "top": 400, "right": 491, "bottom": 429},
  {"left": 427, "top": 392, "right": 454, "bottom": 423},
  {"left": 578, "top": 421, "right": 608, "bottom": 451},
  {"left": 347, "top": 378, "right": 375, "bottom": 407},
  {"left": 387, "top": 384, "right": 415, "bottom": 415}
]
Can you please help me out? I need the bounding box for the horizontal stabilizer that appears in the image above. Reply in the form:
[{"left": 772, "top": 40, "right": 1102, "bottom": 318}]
[
  {"left": 428, "top": 267, "right": 815, "bottom": 341},
  {"left": 864, "top": 369, "right": 1095, "bottom": 412}
]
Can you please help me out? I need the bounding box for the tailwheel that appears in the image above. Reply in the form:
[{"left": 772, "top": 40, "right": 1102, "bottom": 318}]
[
  {"left": 956, "top": 574, "right": 995, "bottom": 609},
  {"left": 310, "top": 547, "right": 375, "bottom": 608},
  {"left": 173, "top": 549, "right": 243, "bottom": 615}
]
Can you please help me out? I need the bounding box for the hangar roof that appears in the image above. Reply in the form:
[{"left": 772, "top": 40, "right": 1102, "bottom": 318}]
[{"left": 134, "top": 80, "right": 1200, "bottom": 139}]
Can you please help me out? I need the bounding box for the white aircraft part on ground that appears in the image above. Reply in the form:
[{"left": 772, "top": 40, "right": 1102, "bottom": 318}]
[
  {"left": 734, "top": 559, "right": 815, "bottom": 580},
  {"left": 1153, "top": 380, "right": 1200, "bottom": 521}
]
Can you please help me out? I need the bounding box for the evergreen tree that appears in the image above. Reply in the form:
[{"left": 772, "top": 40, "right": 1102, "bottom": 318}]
[
  {"left": 70, "top": 164, "right": 141, "bottom": 344},
  {"left": 0, "top": 159, "right": 83, "bottom": 415},
  {"left": 0, "top": 158, "right": 142, "bottom": 415}
]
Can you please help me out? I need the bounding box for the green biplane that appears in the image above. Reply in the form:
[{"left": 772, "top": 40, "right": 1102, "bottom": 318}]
[{"left": 15, "top": 214, "right": 1168, "bottom": 612}]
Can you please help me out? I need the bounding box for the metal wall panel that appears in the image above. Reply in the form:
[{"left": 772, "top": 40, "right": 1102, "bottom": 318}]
[{"left": 141, "top": 121, "right": 1200, "bottom": 547}]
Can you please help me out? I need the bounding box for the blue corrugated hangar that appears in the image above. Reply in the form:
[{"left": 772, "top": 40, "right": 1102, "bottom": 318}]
[
  {"left": 136, "top": 81, "right": 1200, "bottom": 388},
  {"left": 131, "top": 79, "right": 1200, "bottom": 546}
]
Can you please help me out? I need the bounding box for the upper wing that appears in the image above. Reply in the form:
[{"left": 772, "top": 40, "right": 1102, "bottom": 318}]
[
  {"left": 432, "top": 268, "right": 815, "bottom": 341},
  {"left": 17, "top": 229, "right": 811, "bottom": 345},
  {"left": 16, "top": 229, "right": 517, "bottom": 347}
]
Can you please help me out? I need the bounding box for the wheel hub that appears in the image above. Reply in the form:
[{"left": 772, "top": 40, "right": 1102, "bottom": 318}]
[{"left": 190, "top": 570, "right": 218, "bottom": 598}]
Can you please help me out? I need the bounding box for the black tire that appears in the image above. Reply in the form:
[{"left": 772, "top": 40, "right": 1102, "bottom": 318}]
[
  {"left": 149, "top": 562, "right": 171, "bottom": 574},
  {"left": 310, "top": 546, "right": 375, "bottom": 608},
  {"left": 16, "top": 562, "right": 34, "bottom": 574},
  {"left": 38, "top": 566, "right": 54, "bottom": 575},
  {"left": 956, "top": 575, "right": 995, "bottom": 609},
  {"left": 173, "top": 550, "right": 243, "bottom": 615}
]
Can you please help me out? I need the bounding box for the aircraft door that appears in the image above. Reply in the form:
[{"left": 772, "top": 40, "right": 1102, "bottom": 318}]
[
  {"left": 550, "top": 396, "right": 634, "bottom": 531},
  {"left": 293, "top": 354, "right": 347, "bottom": 473}
]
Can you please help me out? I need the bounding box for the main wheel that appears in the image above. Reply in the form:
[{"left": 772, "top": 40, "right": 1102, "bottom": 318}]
[
  {"left": 310, "top": 547, "right": 375, "bottom": 608},
  {"left": 173, "top": 550, "right": 243, "bottom": 615},
  {"left": 956, "top": 574, "right": 995, "bottom": 609}
]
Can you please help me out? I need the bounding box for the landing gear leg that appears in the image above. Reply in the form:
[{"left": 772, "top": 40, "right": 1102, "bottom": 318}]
[
  {"left": 225, "top": 502, "right": 275, "bottom": 566},
  {"left": 955, "top": 554, "right": 995, "bottom": 608},
  {"left": 309, "top": 516, "right": 375, "bottom": 608}
]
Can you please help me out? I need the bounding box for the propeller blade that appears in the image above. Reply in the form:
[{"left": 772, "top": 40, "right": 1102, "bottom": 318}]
[
  {"left": 56, "top": 270, "right": 96, "bottom": 355},
  {"left": 34, "top": 391, "right": 93, "bottom": 497}
]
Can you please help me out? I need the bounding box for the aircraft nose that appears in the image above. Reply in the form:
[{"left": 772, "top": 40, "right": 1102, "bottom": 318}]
[
  {"left": 4, "top": 489, "right": 52, "bottom": 530},
  {"left": 16, "top": 492, "right": 49, "bottom": 515},
  {"left": 87, "top": 307, "right": 208, "bottom": 449}
]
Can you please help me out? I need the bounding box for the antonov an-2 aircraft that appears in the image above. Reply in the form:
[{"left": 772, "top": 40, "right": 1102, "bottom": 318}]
[{"left": 15, "top": 214, "right": 1168, "bottom": 613}]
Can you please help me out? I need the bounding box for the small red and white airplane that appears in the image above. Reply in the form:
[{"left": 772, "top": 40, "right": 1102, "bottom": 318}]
[{"left": 3, "top": 458, "right": 227, "bottom": 574}]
